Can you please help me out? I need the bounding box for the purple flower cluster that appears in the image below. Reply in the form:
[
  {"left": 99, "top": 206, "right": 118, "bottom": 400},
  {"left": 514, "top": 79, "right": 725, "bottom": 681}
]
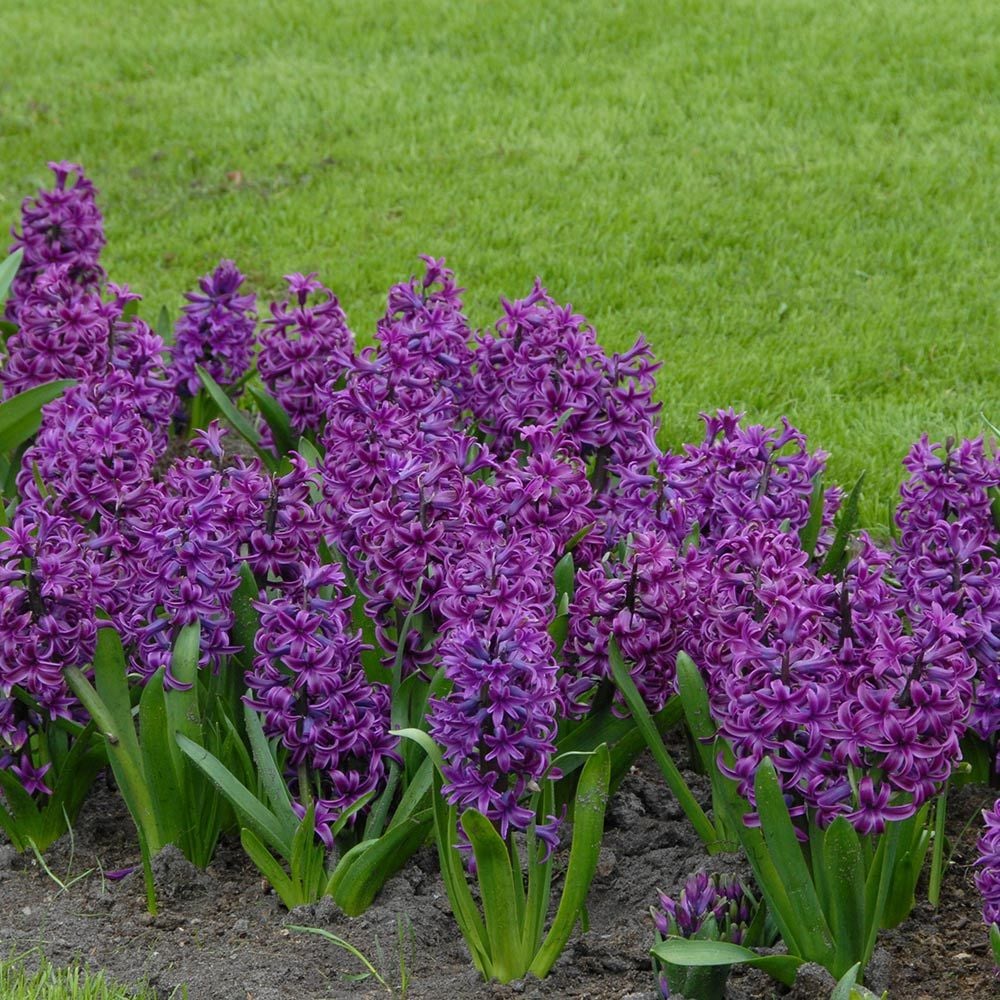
[
  {"left": 6, "top": 161, "right": 105, "bottom": 321},
  {"left": 259, "top": 273, "right": 354, "bottom": 438},
  {"left": 652, "top": 871, "right": 756, "bottom": 944},
  {"left": 977, "top": 798, "right": 1000, "bottom": 935},
  {"left": 429, "top": 617, "right": 561, "bottom": 847},
  {"left": 246, "top": 563, "right": 397, "bottom": 844},
  {"left": 0, "top": 505, "right": 106, "bottom": 796},
  {"left": 172, "top": 260, "right": 256, "bottom": 399},
  {"left": 0, "top": 265, "right": 113, "bottom": 399},
  {"left": 893, "top": 436, "right": 1000, "bottom": 744}
]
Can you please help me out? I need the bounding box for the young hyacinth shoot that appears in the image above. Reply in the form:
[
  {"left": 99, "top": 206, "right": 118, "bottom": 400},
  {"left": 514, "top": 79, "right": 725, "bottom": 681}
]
[{"left": 651, "top": 871, "right": 762, "bottom": 999}]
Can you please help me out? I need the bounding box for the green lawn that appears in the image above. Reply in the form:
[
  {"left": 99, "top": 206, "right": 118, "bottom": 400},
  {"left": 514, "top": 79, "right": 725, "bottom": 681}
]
[
  {"left": 0, "top": 0, "right": 996, "bottom": 523},
  {"left": 0, "top": 952, "right": 165, "bottom": 1000}
]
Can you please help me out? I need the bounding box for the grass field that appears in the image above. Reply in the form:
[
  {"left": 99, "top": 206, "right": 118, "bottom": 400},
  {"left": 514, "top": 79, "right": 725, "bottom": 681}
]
[{"left": 0, "top": 0, "right": 996, "bottom": 523}]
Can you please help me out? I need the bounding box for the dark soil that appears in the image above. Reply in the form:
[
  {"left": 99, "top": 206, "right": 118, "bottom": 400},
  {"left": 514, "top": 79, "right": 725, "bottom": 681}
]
[{"left": 0, "top": 761, "right": 996, "bottom": 999}]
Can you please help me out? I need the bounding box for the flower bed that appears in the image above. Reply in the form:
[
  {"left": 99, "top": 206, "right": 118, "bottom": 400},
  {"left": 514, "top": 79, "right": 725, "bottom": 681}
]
[{"left": 0, "top": 163, "right": 997, "bottom": 998}]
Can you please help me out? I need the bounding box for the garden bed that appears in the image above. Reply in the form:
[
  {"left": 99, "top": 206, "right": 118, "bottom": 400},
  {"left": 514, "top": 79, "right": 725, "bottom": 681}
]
[{"left": 1, "top": 757, "right": 993, "bottom": 999}]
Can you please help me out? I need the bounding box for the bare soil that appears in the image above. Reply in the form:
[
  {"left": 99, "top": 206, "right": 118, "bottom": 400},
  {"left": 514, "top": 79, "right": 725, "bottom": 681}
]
[{"left": 0, "top": 760, "right": 996, "bottom": 999}]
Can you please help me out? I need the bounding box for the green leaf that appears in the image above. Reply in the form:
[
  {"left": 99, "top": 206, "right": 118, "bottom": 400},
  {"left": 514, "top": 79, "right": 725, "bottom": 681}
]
[
  {"left": 530, "top": 743, "right": 611, "bottom": 979},
  {"left": 754, "top": 759, "right": 836, "bottom": 966},
  {"left": 0, "top": 380, "right": 75, "bottom": 453},
  {"left": 331, "top": 816, "right": 430, "bottom": 917},
  {"left": 990, "top": 923, "right": 1000, "bottom": 967},
  {"left": 231, "top": 562, "right": 262, "bottom": 669},
  {"left": 823, "top": 817, "right": 866, "bottom": 977},
  {"left": 243, "top": 704, "right": 295, "bottom": 833},
  {"left": 463, "top": 810, "right": 523, "bottom": 981},
  {"left": 138, "top": 669, "right": 184, "bottom": 845},
  {"left": 176, "top": 733, "right": 291, "bottom": 857},
  {"left": 155, "top": 304, "right": 172, "bottom": 345},
  {"left": 652, "top": 938, "right": 802, "bottom": 987},
  {"left": 241, "top": 826, "right": 299, "bottom": 907},
  {"left": 675, "top": 652, "right": 715, "bottom": 774},
  {"left": 0, "top": 250, "right": 23, "bottom": 303},
  {"left": 195, "top": 364, "right": 277, "bottom": 471},
  {"left": 609, "top": 640, "right": 718, "bottom": 850},
  {"left": 247, "top": 384, "right": 296, "bottom": 457},
  {"left": 391, "top": 727, "right": 445, "bottom": 774},
  {"left": 553, "top": 551, "right": 575, "bottom": 602},
  {"left": 831, "top": 962, "right": 862, "bottom": 1000},
  {"left": 819, "top": 472, "right": 866, "bottom": 577},
  {"left": 800, "top": 473, "right": 825, "bottom": 559}
]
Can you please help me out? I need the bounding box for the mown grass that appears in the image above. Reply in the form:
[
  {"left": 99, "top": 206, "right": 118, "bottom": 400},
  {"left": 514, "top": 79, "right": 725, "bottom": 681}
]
[
  {"left": 0, "top": 952, "right": 168, "bottom": 1000},
  {"left": 0, "top": 0, "right": 996, "bottom": 522}
]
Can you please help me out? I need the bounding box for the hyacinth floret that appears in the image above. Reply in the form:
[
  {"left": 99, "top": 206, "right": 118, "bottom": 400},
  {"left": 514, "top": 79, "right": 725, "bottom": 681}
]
[
  {"left": 259, "top": 272, "right": 354, "bottom": 437},
  {"left": 246, "top": 563, "right": 397, "bottom": 845},
  {"left": 172, "top": 259, "right": 256, "bottom": 398},
  {"left": 6, "top": 161, "right": 105, "bottom": 320}
]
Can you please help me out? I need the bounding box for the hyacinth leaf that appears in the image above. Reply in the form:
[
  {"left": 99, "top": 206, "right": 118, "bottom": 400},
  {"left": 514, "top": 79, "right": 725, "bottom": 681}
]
[
  {"left": 822, "top": 817, "right": 866, "bottom": 977},
  {"left": 386, "top": 754, "right": 434, "bottom": 832},
  {"left": 0, "top": 249, "right": 23, "bottom": 303},
  {"left": 676, "top": 652, "right": 716, "bottom": 775},
  {"left": 0, "top": 771, "right": 38, "bottom": 849},
  {"left": 462, "top": 809, "right": 524, "bottom": 980},
  {"left": 522, "top": 781, "right": 555, "bottom": 960},
  {"left": 231, "top": 562, "right": 262, "bottom": 671},
  {"left": 176, "top": 733, "right": 291, "bottom": 857},
  {"left": 240, "top": 826, "right": 299, "bottom": 908},
  {"left": 651, "top": 939, "right": 802, "bottom": 987},
  {"left": 608, "top": 640, "right": 718, "bottom": 850},
  {"left": 885, "top": 806, "right": 930, "bottom": 926},
  {"left": 553, "top": 551, "right": 575, "bottom": 603},
  {"left": 830, "top": 962, "right": 862, "bottom": 1000},
  {"left": 247, "top": 384, "right": 296, "bottom": 457},
  {"left": 530, "top": 743, "right": 611, "bottom": 979},
  {"left": 990, "top": 923, "right": 1000, "bottom": 967},
  {"left": 818, "top": 472, "right": 866, "bottom": 577},
  {"left": 861, "top": 820, "right": 902, "bottom": 966},
  {"left": 754, "top": 759, "right": 836, "bottom": 966},
  {"left": 330, "top": 814, "right": 430, "bottom": 916},
  {"left": 800, "top": 473, "right": 825, "bottom": 559},
  {"left": 138, "top": 669, "right": 185, "bottom": 845},
  {"left": 67, "top": 629, "right": 163, "bottom": 851},
  {"left": 195, "top": 364, "right": 278, "bottom": 471},
  {"left": 0, "top": 379, "right": 76, "bottom": 454},
  {"left": 989, "top": 485, "right": 1000, "bottom": 534},
  {"left": 243, "top": 705, "right": 295, "bottom": 838}
]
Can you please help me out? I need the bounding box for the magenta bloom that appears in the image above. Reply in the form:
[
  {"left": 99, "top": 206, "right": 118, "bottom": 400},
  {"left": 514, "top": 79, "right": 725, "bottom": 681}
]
[
  {"left": 259, "top": 272, "right": 354, "bottom": 437},
  {"left": 976, "top": 798, "right": 1000, "bottom": 933},
  {"left": 6, "top": 161, "right": 105, "bottom": 321},
  {"left": 172, "top": 260, "right": 256, "bottom": 398}
]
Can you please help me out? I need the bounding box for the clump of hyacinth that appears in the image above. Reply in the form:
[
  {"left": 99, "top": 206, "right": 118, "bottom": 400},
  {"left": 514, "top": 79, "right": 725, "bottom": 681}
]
[
  {"left": 564, "top": 531, "right": 707, "bottom": 715},
  {"left": 259, "top": 272, "right": 354, "bottom": 437},
  {"left": 470, "top": 280, "right": 661, "bottom": 470},
  {"left": 245, "top": 563, "right": 397, "bottom": 845},
  {"left": 653, "top": 871, "right": 756, "bottom": 945},
  {"left": 428, "top": 616, "right": 561, "bottom": 848},
  {"left": 976, "top": 799, "right": 1000, "bottom": 953},
  {"left": 613, "top": 409, "right": 841, "bottom": 550},
  {"left": 6, "top": 161, "right": 105, "bottom": 320},
  {"left": 696, "top": 521, "right": 974, "bottom": 835},
  {"left": 651, "top": 872, "right": 760, "bottom": 999},
  {"left": 375, "top": 255, "right": 475, "bottom": 416},
  {"left": 0, "top": 505, "right": 105, "bottom": 724},
  {"left": 172, "top": 259, "right": 256, "bottom": 399},
  {"left": 123, "top": 439, "right": 248, "bottom": 684},
  {"left": 0, "top": 265, "right": 112, "bottom": 399},
  {"left": 893, "top": 435, "right": 1000, "bottom": 744}
]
